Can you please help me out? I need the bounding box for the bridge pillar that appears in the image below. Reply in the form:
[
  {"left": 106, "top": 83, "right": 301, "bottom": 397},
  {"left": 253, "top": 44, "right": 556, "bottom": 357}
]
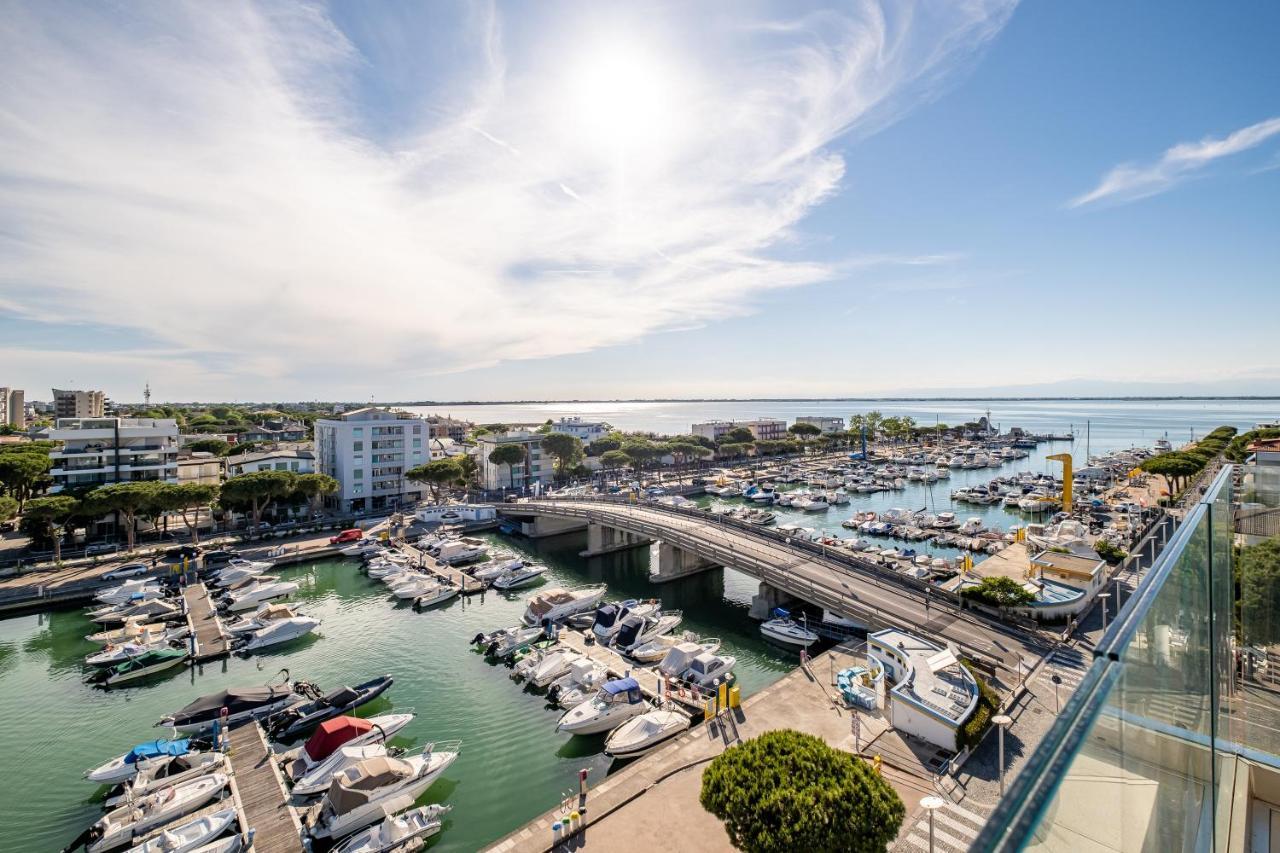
[
  {"left": 749, "top": 582, "right": 799, "bottom": 620},
  {"left": 649, "top": 541, "right": 718, "bottom": 583},
  {"left": 581, "top": 523, "right": 653, "bottom": 558}
]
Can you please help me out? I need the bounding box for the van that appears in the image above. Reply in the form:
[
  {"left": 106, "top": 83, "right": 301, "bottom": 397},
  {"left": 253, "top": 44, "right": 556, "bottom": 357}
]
[{"left": 330, "top": 528, "right": 363, "bottom": 545}]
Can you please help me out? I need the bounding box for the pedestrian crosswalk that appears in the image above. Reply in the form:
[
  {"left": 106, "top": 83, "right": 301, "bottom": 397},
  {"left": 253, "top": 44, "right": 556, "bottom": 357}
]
[{"left": 896, "top": 799, "right": 990, "bottom": 852}]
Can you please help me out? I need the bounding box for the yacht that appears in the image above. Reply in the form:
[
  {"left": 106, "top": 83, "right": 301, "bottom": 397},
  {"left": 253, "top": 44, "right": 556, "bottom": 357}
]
[
  {"left": 521, "top": 585, "right": 608, "bottom": 626},
  {"left": 490, "top": 564, "right": 547, "bottom": 590},
  {"left": 1002, "top": 492, "right": 1023, "bottom": 508},
  {"left": 218, "top": 578, "right": 299, "bottom": 612},
  {"left": 310, "top": 748, "right": 461, "bottom": 840},
  {"left": 556, "top": 678, "right": 650, "bottom": 735},
  {"left": 547, "top": 659, "right": 611, "bottom": 709},
  {"left": 331, "top": 804, "right": 452, "bottom": 853},
  {"left": 94, "top": 579, "right": 164, "bottom": 606},
  {"left": 659, "top": 643, "right": 736, "bottom": 687},
  {"left": 236, "top": 614, "right": 320, "bottom": 654},
  {"left": 435, "top": 540, "right": 487, "bottom": 566},
  {"left": 611, "top": 611, "right": 684, "bottom": 653},
  {"left": 292, "top": 744, "right": 395, "bottom": 797},
  {"left": 627, "top": 631, "right": 720, "bottom": 664},
  {"left": 759, "top": 611, "right": 819, "bottom": 647},
  {"left": 932, "top": 512, "right": 959, "bottom": 530},
  {"left": 796, "top": 494, "right": 830, "bottom": 512},
  {"left": 590, "top": 600, "right": 660, "bottom": 643},
  {"left": 284, "top": 713, "right": 416, "bottom": 781},
  {"left": 604, "top": 709, "right": 691, "bottom": 759},
  {"left": 86, "top": 773, "right": 228, "bottom": 852},
  {"left": 124, "top": 808, "right": 238, "bottom": 853}
]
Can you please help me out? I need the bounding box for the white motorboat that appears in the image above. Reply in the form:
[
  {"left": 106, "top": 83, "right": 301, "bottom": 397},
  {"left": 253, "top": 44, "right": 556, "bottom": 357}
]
[
  {"left": 332, "top": 804, "right": 452, "bottom": 853},
  {"left": 105, "top": 752, "right": 228, "bottom": 807},
  {"left": 477, "top": 625, "right": 547, "bottom": 659},
  {"left": 797, "top": 494, "right": 830, "bottom": 512},
  {"left": 310, "top": 748, "right": 461, "bottom": 840},
  {"left": 122, "top": 806, "right": 238, "bottom": 853},
  {"left": 958, "top": 517, "right": 985, "bottom": 535},
  {"left": 86, "top": 620, "right": 178, "bottom": 647},
  {"left": 466, "top": 557, "right": 526, "bottom": 582},
  {"left": 590, "top": 600, "right": 660, "bottom": 643},
  {"left": 547, "top": 659, "right": 610, "bottom": 709},
  {"left": 628, "top": 632, "right": 720, "bottom": 664},
  {"left": 414, "top": 583, "right": 459, "bottom": 608},
  {"left": 604, "top": 709, "right": 691, "bottom": 758},
  {"left": 95, "top": 579, "right": 164, "bottom": 606},
  {"left": 611, "top": 612, "right": 683, "bottom": 653},
  {"left": 528, "top": 648, "right": 583, "bottom": 689},
  {"left": 85, "top": 633, "right": 184, "bottom": 667},
  {"left": 435, "top": 541, "right": 487, "bottom": 566},
  {"left": 292, "top": 744, "right": 394, "bottom": 797},
  {"left": 237, "top": 615, "right": 320, "bottom": 653},
  {"left": 386, "top": 574, "right": 440, "bottom": 600},
  {"left": 557, "top": 677, "right": 649, "bottom": 735},
  {"left": 89, "top": 598, "right": 183, "bottom": 626},
  {"left": 86, "top": 738, "right": 211, "bottom": 786},
  {"left": 367, "top": 562, "right": 410, "bottom": 581},
  {"left": 759, "top": 611, "right": 819, "bottom": 647},
  {"left": 88, "top": 773, "right": 228, "bottom": 853},
  {"left": 224, "top": 602, "right": 303, "bottom": 636},
  {"left": 219, "top": 579, "right": 299, "bottom": 612},
  {"left": 521, "top": 585, "right": 608, "bottom": 626},
  {"left": 490, "top": 565, "right": 547, "bottom": 590},
  {"left": 658, "top": 642, "right": 735, "bottom": 687},
  {"left": 932, "top": 512, "right": 960, "bottom": 530},
  {"left": 341, "top": 539, "right": 383, "bottom": 558},
  {"left": 284, "top": 713, "right": 416, "bottom": 779}
]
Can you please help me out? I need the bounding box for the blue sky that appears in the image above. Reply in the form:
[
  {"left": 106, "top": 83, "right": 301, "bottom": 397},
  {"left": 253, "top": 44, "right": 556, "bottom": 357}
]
[{"left": 1, "top": 1, "right": 1277, "bottom": 402}]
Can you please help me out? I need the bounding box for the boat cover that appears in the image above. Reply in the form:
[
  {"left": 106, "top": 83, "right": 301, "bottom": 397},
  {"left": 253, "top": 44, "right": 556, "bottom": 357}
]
[
  {"left": 172, "top": 684, "right": 293, "bottom": 721},
  {"left": 126, "top": 739, "right": 190, "bottom": 764},
  {"left": 658, "top": 642, "right": 702, "bottom": 677},
  {"left": 525, "top": 589, "right": 572, "bottom": 619},
  {"left": 304, "top": 716, "right": 373, "bottom": 762},
  {"left": 611, "top": 615, "right": 644, "bottom": 648},
  {"left": 324, "top": 685, "right": 361, "bottom": 707},
  {"left": 603, "top": 677, "right": 640, "bottom": 695},
  {"left": 591, "top": 604, "right": 620, "bottom": 629},
  {"left": 326, "top": 757, "right": 414, "bottom": 814}
]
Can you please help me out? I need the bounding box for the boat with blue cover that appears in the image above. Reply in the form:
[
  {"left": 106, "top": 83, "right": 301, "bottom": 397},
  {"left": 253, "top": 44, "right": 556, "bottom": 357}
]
[
  {"left": 556, "top": 677, "right": 649, "bottom": 735},
  {"left": 85, "top": 738, "right": 211, "bottom": 785}
]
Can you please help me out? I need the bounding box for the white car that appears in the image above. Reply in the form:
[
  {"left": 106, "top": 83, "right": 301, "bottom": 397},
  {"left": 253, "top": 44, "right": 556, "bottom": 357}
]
[{"left": 101, "top": 563, "right": 149, "bottom": 580}]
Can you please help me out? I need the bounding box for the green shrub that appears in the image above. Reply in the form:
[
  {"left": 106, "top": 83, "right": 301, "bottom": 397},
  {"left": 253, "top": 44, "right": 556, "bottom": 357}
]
[
  {"left": 955, "top": 661, "right": 1000, "bottom": 752},
  {"left": 1094, "top": 539, "right": 1127, "bottom": 564}
]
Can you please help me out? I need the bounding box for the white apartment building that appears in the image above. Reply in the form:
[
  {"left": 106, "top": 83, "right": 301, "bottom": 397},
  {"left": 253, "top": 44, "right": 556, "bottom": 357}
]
[
  {"left": 224, "top": 448, "right": 316, "bottom": 477},
  {"left": 795, "top": 416, "right": 844, "bottom": 434},
  {"left": 314, "top": 407, "right": 428, "bottom": 513},
  {"left": 53, "top": 388, "right": 106, "bottom": 419},
  {"left": 691, "top": 418, "right": 788, "bottom": 443},
  {"left": 48, "top": 417, "right": 179, "bottom": 493},
  {"left": 551, "top": 417, "right": 611, "bottom": 443},
  {"left": 0, "top": 387, "right": 24, "bottom": 428},
  {"left": 476, "top": 431, "right": 555, "bottom": 492},
  {"left": 690, "top": 421, "right": 737, "bottom": 443}
]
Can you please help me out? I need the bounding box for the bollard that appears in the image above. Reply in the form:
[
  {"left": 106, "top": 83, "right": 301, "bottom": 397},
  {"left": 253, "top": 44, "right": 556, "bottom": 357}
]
[{"left": 552, "top": 822, "right": 563, "bottom": 843}]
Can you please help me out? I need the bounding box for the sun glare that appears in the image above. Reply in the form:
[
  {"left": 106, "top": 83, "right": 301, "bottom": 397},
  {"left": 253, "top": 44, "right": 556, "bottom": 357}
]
[{"left": 563, "top": 41, "right": 683, "bottom": 160}]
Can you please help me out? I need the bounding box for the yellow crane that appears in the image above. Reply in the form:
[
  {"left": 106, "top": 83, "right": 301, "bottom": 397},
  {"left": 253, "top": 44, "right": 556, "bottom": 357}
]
[{"left": 1047, "top": 453, "right": 1073, "bottom": 513}]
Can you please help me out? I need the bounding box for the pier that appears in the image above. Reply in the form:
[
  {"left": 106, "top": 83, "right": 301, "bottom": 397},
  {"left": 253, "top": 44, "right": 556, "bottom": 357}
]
[
  {"left": 551, "top": 628, "right": 707, "bottom": 714},
  {"left": 182, "top": 582, "right": 230, "bottom": 661},
  {"left": 397, "top": 541, "right": 488, "bottom": 595},
  {"left": 227, "top": 723, "right": 305, "bottom": 853}
]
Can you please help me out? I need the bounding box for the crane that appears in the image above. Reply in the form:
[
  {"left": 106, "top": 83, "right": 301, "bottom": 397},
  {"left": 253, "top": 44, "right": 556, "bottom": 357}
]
[{"left": 1047, "top": 453, "right": 1073, "bottom": 513}]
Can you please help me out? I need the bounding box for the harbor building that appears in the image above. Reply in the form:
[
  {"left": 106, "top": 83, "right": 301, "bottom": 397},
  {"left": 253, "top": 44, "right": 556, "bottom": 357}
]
[
  {"left": 795, "top": 415, "right": 844, "bottom": 434},
  {"left": 550, "top": 416, "right": 611, "bottom": 443},
  {"left": 52, "top": 388, "right": 106, "bottom": 419},
  {"left": 47, "top": 417, "right": 180, "bottom": 493},
  {"left": 224, "top": 448, "right": 315, "bottom": 477},
  {"left": 867, "top": 628, "right": 979, "bottom": 751},
  {"left": 314, "top": 407, "right": 428, "bottom": 513},
  {"left": 476, "top": 430, "right": 555, "bottom": 491},
  {"left": 0, "top": 386, "right": 24, "bottom": 428}
]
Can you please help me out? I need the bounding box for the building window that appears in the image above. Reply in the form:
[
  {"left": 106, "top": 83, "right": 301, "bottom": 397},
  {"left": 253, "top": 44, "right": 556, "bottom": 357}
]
[
  {"left": 412, "top": 438, "right": 421, "bottom": 448},
  {"left": 275, "top": 462, "right": 287, "bottom": 470},
  {"left": 354, "top": 469, "right": 363, "bottom": 479},
  {"left": 353, "top": 441, "right": 363, "bottom": 451},
  {"left": 353, "top": 427, "right": 363, "bottom": 435}
]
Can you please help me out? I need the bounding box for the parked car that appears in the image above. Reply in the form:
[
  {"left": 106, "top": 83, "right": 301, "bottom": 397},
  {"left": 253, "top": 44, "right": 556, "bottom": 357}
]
[
  {"left": 85, "top": 543, "right": 119, "bottom": 556},
  {"left": 101, "top": 563, "right": 148, "bottom": 580},
  {"left": 202, "top": 550, "right": 236, "bottom": 565},
  {"left": 330, "top": 528, "right": 363, "bottom": 545}
]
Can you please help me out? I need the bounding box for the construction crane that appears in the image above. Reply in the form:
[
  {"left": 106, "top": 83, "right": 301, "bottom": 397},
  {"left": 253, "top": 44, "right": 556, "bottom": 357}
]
[{"left": 1047, "top": 453, "right": 1073, "bottom": 513}]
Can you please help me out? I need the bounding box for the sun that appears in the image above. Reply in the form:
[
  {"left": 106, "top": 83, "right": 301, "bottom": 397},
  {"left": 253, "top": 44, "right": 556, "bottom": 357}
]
[{"left": 562, "top": 40, "right": 684, "bottom": 161}]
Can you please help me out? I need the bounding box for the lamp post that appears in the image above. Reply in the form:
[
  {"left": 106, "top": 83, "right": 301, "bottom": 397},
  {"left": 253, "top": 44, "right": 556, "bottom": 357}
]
[
  {"left": 1051, "top": 673, "right": 1062, "bottom": 714},
  {"left": 993, "top": 714, "right": 1013, "bottom": 796},
  {"left": 1098, "top": 592, "right": 1111, "bottom": 633},
  {"left": 921, "top": 795, "right": 945, "bottom": 852}
]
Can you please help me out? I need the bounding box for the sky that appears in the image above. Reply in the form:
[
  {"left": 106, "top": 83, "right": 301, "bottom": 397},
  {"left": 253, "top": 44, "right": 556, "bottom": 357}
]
[{"left": 1, "top": 1, "right": 1278, "bottom": 403}]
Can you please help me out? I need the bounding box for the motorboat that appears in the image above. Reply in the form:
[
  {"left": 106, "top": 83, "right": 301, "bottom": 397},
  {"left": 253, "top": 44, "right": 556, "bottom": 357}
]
[
  {"left": 218, "top": 578, "right": 299, "bottom": 612},
  {"left": 386, "top": 573, "right": 441, "bottom": 600},
  {"left": 547, "top": 660, "right": 610, "bottom": 709},
  {"left": 235, "top": 614, "right": 320, "bottom": 654},
  {"left": 95, "top": 579, "right": 164, "bottom": 606},
  {"left": 158, "top": 672, "right": 301, "bottom": 733},
  {"left": 292, "top": 744, "right": 397, "bottom": 798},
  {"left": 796, "top": 494, "right": 830, "bottom": 512},
  {"left": 332, "top": 804, "right": 452, "bottom": 853},
  {"left": 590, "top": 600, "right": 660, "bottom": 643},
  {"left": 933, "top": 512, "right": 960, "bottom": 530},
  {"left": 958, "top": 517, "right": 985, "bottom": 535},
  {"left": 86, "top": 648, "right": 189, "bottom": 687},
  {"left": 89, "top": 598, "right": 182, "bottom": 626},
  {"left": 628, "top": 632, "right": 720, "bottom": 664},
  {"left": 435, "top": 540, "right": 487, "bottom": 566},
  {"left": 556, "top": 677, "right": 649, "bottom": 735},
  {"left": 224, "top": 602, "right": 304, "bottom": 636},
  {"left": 658, "top": 642, "right": 735, "bottom": 687},
  {"left": 466, "top": 557, "right": 527, "bottom": 582},
  {"left": 86, "top": 773, "right": 228, "bottom": 853},
  {"left": 85, "top": 633, "right": 185, "bottom": 667},
  {"left": 341, "top": 539, "right": 384, "bottom": 558},
  {"left": 414, "top": 583, "right": 459, "bottom": 608},
  {"left": 611, "top": 611, "right": 685, "bottom": 653},
  {"left": 475, "top": 625, "right": 547, "bottom": 659},
  {"left": 284, "top": 713, "right": 416, "bottom": 781},
  {"left": 122, "top": 807, "right": 238, "bottom": 853},
  {"left": 604, "top": 709, "right": 691, "bottom": 759},
  {"left": 265, "top": 674, "right": 395, "bottom": 742},
  {"left": 521, "top": 585, "right": 608, "bottom": 627},
  {"left": 366, "top": 562, "right": 411, "bottom": 581},
  {"left": 759, "top": 610, "right": 819, "bottom": 648},
  {"left": 105, "top": 752, "right": 228, "bottom": 808},
  {"left": 310, "top": 749, "right": 461, "bottom": 840},
  {"left": 528, "top": 648, "right": 584, "bottom": 689},
  {"left": 85, "top": 738, "right": 212, "bottom": 786},
  {"left": 86, "top": 620, "right": 180, "bottom": 647},
  {"left": 490, "top": 564, "right": 547, "bottom": 590}
]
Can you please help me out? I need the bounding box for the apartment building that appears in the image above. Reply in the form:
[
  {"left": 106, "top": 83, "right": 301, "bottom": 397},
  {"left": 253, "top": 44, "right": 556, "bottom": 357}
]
[
  {"left": 314, "top": 407, "right": 427, "bottom": 513},
  {"left": 551, "top": 416, "right": 611, "bottom": 443},
  {"left": 690, "top": 421, "right": 737, "bottom": 443},
  {"left": 476, "top": 430, "right": 554, "bottom": 491},
  {"left": 53, "top": 388, "right": 106, "bottom": 419},
  {"left": 691, "top": 418, "right": 789, "bottom": 443},
  {"left": 48, "top": 417, "right": 179, "bottom": 493},
  {"left": 177, "top": 453, "right": 224, "bottom": 486},
  {"left": 426, "top": 415, "right": 471, "bottom": 442},
  {"left": 224, "top": 448, "right": 315, "bottom": 477},
  {"left": 0, "top": 387, "right": 24, "bottom": 428},
  {"left": 795, "top": 415, "right": 844, "bottom": 434}
]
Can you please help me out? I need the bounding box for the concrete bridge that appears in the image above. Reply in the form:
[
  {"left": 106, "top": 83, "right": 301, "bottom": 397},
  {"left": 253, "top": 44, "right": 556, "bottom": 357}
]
[{"left": 497, "top": 498, "right": 1048, "bottom": 676}]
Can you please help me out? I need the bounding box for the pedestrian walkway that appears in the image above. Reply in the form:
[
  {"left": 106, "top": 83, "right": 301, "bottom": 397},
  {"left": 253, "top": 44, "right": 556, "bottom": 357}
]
[{"left": 896, "top": 798, "right": 990, "bottom": 852}]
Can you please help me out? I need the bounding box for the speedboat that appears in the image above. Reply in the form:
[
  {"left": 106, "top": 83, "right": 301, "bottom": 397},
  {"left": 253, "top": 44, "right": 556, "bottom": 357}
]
[
  {"left": 521, "top": 585, "right": 608, "bottom": 626},
  {"left": 89, "top": 598, "right": 182, "bottom": 626},
  {"left": 218, "top": 578, "right": 299, "bottom": 612},
  {"left": 292, "top": 744, "right": 396, "bottom": 798},
  {"left": 104, "top": 752, "right": 228, "bottom": 808},
  {"left": 435, "top": 540, "right": 487, "bottom": 566},
  {"left": 611, "top": 611, "right": 683, "bottom": 653},
  {"left": 265, "top": 674, "right": 394, "bottom": 742},
  {"left": 122, "top": 807, "right": 238, "bottom": 853},
  {"left": 285, "top": 713, "right": 416, "bottom": 781},
  {"left": 547, "top": 659, "right": 610, "bottom": 709},
  {"left": 366, "top": 562, "right": 410, "bottom": 581},
  {"left": 158, "top": 671, "right": 301, "bottom": 733},
  {"left": 86, "top": 773, "right": 228, "bottom": 853},
  {"left": 95, "top": 579, "right": 164, "bottom": 606},
  {"left": 627, "top": 632, "right": 720, "bottom": 664},
  {"left": 528, "top": 648, "right": 583, "bottom": 689},
  {"left": 590, "top": 600, "right": 660, "bottom": 644},
  {"left": 959, "top": 517, "right": 985, "bottom": 535},
  {"left": 341, "top": 539, "right": 384, "bottom": 558},
  {"left": 86, "top": 648, "right": 189, "bottom": 687},
  {"left": 85, "top": 738, "right": 212, "bottom": 785},
  {"left": 475, "top": 625, "right": 547, "bottom": 659},
  {"left": 604, "top": 709, "right": 691, "bottom": 759},
  {"left": 557, "top": 677, "right": 649, "bottom": 735},
  {"left": 658, "top": 641, "right": 728, "bottom": 681},
  {"left": 932, "top": 512, "right": 960, "bottom": 530},
  {"left": 682, "top": 652, "right": 736, "bottom": 687},
  {"left": 414, "top": 583, "right": 459, "bottom": 608},
  {"left": 86, "top": 620, "right": 179, "bottom": 647},
  {"left": 85, "top": 633, "right": 185, "bottom": 667},
  {"left": 235, "top": 614, "right": 320, "bottom": 654},
  {"left": 490, "top": 564, "right": 547, "bottom": 590},
  {"left": 224, "top": 602, "right": 303, "bottom": 636},
  {"left": 759, "top": 610, "right": 819, "bottom": 647},
  {"left": 310, "top": 749, "right": 461, "bottom": 840},
  {"left": 332, "top": 804, "right": 452, "bottom": 853},
  {"left": 386, "top": 573, "right": 440, "bottom": 600},
  {"left": 466, "top": 557, "right": 527, "bottom": 582}
]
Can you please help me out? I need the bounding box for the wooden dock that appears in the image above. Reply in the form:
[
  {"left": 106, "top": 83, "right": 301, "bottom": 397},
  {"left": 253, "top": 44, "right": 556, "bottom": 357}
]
[
  {"left": 182, "top": 582, "right": 230, "bottom": 661},
  {"left": 397, "top": 543, "right": 488, "bottom": 596},
  {"left": 552, "top": 628, "right": 706, "bottom": 714},
  {"left": 228, "top": 723, "right": 305, "bottom": 853}
]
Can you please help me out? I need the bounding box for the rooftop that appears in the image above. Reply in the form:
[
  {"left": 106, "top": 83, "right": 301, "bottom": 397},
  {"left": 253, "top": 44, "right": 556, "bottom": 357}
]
[
  {"left": 869, "top": 628, "right": 978, "bottom": 727},
  {"left": 1030, "top": 549, "right": 1104, "bottom": 577}
]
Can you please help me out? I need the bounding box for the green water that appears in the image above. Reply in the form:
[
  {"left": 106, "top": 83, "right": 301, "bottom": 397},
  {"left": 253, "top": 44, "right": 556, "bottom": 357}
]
[{"left": 0, "top": 532, "right": 795, "bottom": 852}]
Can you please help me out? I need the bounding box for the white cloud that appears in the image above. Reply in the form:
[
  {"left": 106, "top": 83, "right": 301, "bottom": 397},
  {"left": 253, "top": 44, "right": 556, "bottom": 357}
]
[
  {"left": 0, "top": 0, "right": 1015, "bottom": 396},
  {"left": 1070, "top": 116, "right": 1280, "bottom": 208}
]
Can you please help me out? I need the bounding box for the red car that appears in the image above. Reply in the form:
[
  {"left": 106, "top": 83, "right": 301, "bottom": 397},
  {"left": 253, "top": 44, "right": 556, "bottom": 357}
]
[{"left": 329, "top": 528, "right": 363, "bottom": 545}]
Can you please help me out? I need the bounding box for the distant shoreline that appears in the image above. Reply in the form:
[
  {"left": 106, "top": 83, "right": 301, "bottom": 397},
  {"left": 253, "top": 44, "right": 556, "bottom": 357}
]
[{"left": 392, "top": 396, "right": 1279, "bottom": 405}]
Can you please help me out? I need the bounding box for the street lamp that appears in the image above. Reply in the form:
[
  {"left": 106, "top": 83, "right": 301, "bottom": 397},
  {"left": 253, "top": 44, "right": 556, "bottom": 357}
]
[
  {"left": 992, "top": 714, "right": 1013, "bottom": 796},
  {"left": 1098, "top": 592, "right": 1112, "bottom": 632},
  {"left": 1050, "top": 673, "right": 1062, "bottom": 714},
  {"left": 920, "top": 796, "right": 945, "bottom": 853}
]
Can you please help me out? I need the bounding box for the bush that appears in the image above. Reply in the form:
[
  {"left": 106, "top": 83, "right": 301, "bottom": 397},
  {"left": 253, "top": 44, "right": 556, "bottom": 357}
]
[
  {"left": 1094, "top": 539, "right": 1127, "bottom": 564},
  {"left": 960, "top": 576, "right": 1035, "bottom": 608},
  {"left": 700, "top": 729, "right": 905, "bottom": 853},
  {"left": 956, "top": 662, "right": 1000, "bottom": 752}
]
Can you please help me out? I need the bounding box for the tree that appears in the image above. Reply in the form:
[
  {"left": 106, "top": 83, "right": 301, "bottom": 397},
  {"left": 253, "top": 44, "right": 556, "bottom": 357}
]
[
  {"left": 0, "top": 495, "right": 16, "bottom": 525},
  {"left": 454, "top": 454, "right": 480, "bottom": 490},
  {"left": 621, "top": 438, "right": 661, "bottom": 472},
  {"left": 864, "top": 410, "right": 884, "bottom": 439},
  {"left": 186, "top": 438, "right": 231, "bottom": 456},
  {"left": 168, "top": 482, "right": 219, "bottom": 545},
  {"left": 0, "top": 449, "right": 52, "bottom": 508},
  {"left": 717, "top": 442, "right": 752, "bottom": 460},
  {"left": 587, "top": 436, "right": 622, "bottom": 456},
  {"left": 20, "top": 495, "right": 80, "bottom": 561},
  {"left": 723, "top": 427, "right": 755, "bottom": 445},
  {"left": 600, "top": 450, "right": 631, "bottom": 482},
  {"left": 84, "top": 482, "right": 165, "bottom": 552},
  {"left": 223, "top": 441, "right": 261, "bottom": 457},
  {"left": 1141, "top": 452, "right": 1203, "bottom": 496},
  {"left": 960, "top": 576, "right": 1036, "bottom": 608},
  {"left": 700, "top": 729, "right": 904, "bottom": 853},
  {"left": 540, "top": 433, "right": 585, "bottom": 480},
  {"left": 788, "top": 422, "right": 822, "bottom": 440},
  {"left": 406, "top": 459, "right": 464, "bottom": 504},
  {"left": 487, "top": 443, "right": 528, "bottom": 490},
  {"left": 1241, "top": 538, "right": 1280, "bottom": 646},
  {"left": 220, "top": 470, "right": 298, "bottom": 536},
  {"left": 848, "top": 414, "right": 867, "bottom": 436},
  {"left": 292, "top": 472, "right": 339, "bottom": 517},
  {"left": 665, "top": 441, "right": 711, "bottom": 483}
]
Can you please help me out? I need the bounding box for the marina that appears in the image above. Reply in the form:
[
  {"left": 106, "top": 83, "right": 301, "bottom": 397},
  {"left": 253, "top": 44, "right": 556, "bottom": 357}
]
[{"left": 182, "top": 582, "right": 231, "bottom": 662}]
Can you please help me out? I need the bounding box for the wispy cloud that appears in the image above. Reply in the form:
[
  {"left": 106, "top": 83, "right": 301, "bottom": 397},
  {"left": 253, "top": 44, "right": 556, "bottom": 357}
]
[
  {"left": 0, "top": 0, "right": 1015, "bottom": 397},
  {"left": 1070, "top": 116, "right": 1280, "bottom": 208}
]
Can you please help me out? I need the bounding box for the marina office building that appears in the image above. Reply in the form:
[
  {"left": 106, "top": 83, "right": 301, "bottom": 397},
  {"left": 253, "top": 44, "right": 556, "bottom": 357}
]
[
  {"left": 47, "top": 417, "right": 180, "bottom": 493},
  {"left": 314, "top": 407, "right": 428, "bottom": 513}
]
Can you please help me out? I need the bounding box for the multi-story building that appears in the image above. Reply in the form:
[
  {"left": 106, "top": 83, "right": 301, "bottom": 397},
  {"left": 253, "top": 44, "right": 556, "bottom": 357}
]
[
  {"left": 52, "top": 388, "right": 106, "bottom": 419},
  {"left": 240, "top": 421, "right": 308, "bottom": 443},
  {"left": 48, "top": 417, "right": 179, "bottom": 493},
  {"left": 551, "top": 417, "right": 611, "bottom": 443},
  {"left": 795, "top": 415, "right": 844, "bottom": 434},
  {"left": 0, "top": 387, "right": 25, "bottom": 428},
  {"left": 426, "top": 415, "right": 471, "bottom": 443},
  {"left": 743, "top": 418, "right": 788, "bottom": 441},
  {"left": 314, "top": 407, "right": 428, "bottom": 513},
  {"left": 476, "top": 431, "right": 554, "bottom": 492},
  {"left": 176, "top": 453, "right": 224, "bottom": 486},
  {"left": 224, "top": 448, "right": 316, "bottom": 477},
  {"left": 690, "top": 421, "right": 738, "bottom": 443}
]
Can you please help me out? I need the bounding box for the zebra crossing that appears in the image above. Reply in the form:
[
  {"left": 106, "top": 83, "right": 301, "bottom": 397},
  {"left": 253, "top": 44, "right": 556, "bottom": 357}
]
[{"left": 896, "top": 798, "right": 990, "bottom": 852}]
